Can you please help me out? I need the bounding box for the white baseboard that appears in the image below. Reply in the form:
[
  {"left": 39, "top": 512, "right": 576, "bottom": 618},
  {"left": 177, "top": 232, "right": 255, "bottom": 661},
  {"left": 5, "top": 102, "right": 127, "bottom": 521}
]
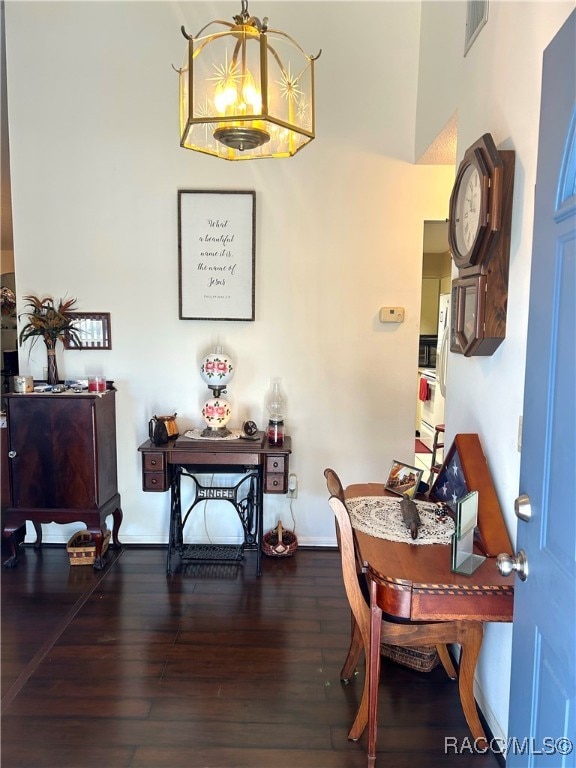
[
  {"left": 474, "top": 678, "right": 507, "bottom": 743},
  {"left": 26, "top": 533, "right": 338, "bottom": 548}
]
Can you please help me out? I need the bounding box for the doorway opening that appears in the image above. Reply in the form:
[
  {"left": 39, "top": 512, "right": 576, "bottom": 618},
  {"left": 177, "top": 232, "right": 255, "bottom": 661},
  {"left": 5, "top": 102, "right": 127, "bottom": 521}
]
[{"left": 415, "top": 221, "right": 451, "bottom": 476}]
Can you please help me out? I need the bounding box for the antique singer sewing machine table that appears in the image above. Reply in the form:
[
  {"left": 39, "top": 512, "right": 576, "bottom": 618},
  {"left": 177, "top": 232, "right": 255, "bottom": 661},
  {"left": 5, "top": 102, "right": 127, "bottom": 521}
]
[{"left": 138, "top": 432, "right": 291, "bottom": 575}]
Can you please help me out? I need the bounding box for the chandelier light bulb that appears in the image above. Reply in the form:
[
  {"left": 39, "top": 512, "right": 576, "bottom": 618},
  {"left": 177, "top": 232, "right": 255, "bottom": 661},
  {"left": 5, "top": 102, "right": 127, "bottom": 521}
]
[
  {"left": 214, "top": 81, "right": 238, "bottom": 114},
  {"left": 241, "top": 71, "right": 261, "bottom": 112}
]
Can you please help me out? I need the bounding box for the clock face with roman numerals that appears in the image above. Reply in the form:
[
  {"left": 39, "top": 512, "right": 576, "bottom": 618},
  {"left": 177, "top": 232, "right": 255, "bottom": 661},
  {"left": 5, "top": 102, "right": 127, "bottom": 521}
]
[
  {"left": 448, "top": 134, "right": 504, "bottom": 272},
  {"left": 455, "top": 165, "right": 482, "bottom": 255}
]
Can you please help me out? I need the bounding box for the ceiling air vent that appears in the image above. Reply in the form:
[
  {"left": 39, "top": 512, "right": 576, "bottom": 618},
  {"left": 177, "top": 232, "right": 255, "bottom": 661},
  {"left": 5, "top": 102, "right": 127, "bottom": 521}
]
[{"left": 464, "top": 0, "right": 489, "bottom": 56}]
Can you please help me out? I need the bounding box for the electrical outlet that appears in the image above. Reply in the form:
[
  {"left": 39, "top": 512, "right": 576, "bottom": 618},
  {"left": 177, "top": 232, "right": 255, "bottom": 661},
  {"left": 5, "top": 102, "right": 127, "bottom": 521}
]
[{"left": 287, "top": 473, "right": 298, "bottom": 499}]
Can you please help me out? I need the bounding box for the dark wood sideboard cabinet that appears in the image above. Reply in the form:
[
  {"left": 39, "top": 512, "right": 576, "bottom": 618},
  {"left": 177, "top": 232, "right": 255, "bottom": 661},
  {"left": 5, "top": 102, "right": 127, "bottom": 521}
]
[{"left": 2, "top": 390, "right": 122, "bottom": 569}]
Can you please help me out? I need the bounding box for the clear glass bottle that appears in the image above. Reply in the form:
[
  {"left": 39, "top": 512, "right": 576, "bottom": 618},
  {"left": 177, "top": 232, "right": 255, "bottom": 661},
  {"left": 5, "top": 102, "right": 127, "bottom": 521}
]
[{"left": 266, "top": 377, "right": 285, "bottom": 446}]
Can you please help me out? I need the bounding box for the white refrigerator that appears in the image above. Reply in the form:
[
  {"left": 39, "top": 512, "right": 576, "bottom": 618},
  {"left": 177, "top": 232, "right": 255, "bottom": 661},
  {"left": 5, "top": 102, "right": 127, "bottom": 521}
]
[
  {"left": 437, "top": 292, "right": 450, "bottom": 399},
  {"left": 419, "top": 293, "right": 450, "bottom": 446}
]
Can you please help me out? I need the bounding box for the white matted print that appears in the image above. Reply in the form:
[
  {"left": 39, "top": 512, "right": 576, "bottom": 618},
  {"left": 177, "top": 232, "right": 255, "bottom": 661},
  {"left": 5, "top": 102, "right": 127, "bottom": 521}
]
[{"left": 178, "top": 190, "right": 255, "bottom": 320}]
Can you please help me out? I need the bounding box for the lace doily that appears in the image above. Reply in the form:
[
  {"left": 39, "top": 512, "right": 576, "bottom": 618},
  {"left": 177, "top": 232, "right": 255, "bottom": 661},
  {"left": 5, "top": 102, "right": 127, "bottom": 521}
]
[
  {"left": 347, "top": 496, "right": 454, "bottom": 545},
  {"left": 184, "top": 428, "right": 242, "bottom": 441}
]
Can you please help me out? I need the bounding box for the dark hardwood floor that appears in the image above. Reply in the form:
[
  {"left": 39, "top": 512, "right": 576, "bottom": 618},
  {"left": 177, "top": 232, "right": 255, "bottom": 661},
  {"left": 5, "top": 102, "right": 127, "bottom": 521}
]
[{"left": 1, "top": 545, "right": 502, "bottom": 767}]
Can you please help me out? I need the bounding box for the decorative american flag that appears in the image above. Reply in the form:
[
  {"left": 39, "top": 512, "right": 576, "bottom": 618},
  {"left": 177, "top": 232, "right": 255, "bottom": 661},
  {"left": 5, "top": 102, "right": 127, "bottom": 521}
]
[{"left": 430, "top": 447, "right": 469, "bottom": 512}]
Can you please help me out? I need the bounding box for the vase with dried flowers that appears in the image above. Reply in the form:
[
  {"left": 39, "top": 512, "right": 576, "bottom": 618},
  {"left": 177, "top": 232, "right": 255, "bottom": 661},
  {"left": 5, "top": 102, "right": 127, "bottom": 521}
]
[{"left": 18, "top": 295, "right": 81, "bottom": 385}]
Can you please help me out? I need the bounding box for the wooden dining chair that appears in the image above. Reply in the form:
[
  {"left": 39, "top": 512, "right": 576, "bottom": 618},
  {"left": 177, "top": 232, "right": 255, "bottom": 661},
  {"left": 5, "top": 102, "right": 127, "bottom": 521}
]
[
  {"left": 328, "top": 493, "right": 486, "bottom": 760},
  {"left": 324, "top": 468, "right": 370, "bottom": 697},
  {"left": 326, "top": 485, "right": 373, "bottom": 741},
  {"left": 324, "top": 468, "right": 456, "bottom": 742},
  {"left": 324, "top": 467, "right": 346, "bottom": 503},
  {"left": 324, "top": 467, "right": 455, "bottom": 677}
]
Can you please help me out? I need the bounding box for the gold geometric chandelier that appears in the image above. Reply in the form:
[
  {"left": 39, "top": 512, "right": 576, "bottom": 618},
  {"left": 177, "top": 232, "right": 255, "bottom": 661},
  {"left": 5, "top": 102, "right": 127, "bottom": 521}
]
[{"left": 177, "top": 1, "right": 321, "bottom": 160}]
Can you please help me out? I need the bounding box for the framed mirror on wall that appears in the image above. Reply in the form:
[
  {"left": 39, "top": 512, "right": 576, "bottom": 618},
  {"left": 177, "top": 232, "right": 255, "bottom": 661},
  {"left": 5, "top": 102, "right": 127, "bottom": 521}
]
[
  {"left": 1, "top": 273, "right": 17, "bottom": 356},
  {"left": 64, "top": 312, "right": 111, "bottom": 350},
  {"left": 1, "top": 274, "right": 18, "bottom": 399}
]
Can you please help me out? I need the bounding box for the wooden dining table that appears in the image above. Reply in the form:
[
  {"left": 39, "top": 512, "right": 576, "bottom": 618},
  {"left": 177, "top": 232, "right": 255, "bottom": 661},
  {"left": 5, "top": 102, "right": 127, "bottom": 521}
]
[{"left": 344, "top": 483, "right": 514, "bottom": 764}]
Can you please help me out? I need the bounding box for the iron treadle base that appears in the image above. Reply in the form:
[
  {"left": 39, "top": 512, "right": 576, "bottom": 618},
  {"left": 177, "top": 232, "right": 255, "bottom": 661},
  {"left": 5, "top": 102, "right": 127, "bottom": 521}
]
[{"left": 178, "top": 543, "right": 244, "bottom": 563}]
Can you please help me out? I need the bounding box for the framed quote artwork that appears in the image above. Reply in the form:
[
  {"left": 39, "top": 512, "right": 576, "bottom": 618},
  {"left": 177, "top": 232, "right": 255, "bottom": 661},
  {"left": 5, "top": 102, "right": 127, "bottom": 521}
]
[{"left": 178, "top": 190, "right": 256, "bottom": 321}]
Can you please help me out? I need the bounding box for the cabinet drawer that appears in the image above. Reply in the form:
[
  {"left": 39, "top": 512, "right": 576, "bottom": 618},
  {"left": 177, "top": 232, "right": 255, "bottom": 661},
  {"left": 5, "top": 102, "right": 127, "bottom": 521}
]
[
  {"left": 143, "top": 472, "right": 168, "bottom": 492},
  {"left": 143, "top": 453, "right": 165, "bottom": 471},
  {"left": 142, "top": 452, "right": 168, "bottom": 492},
  {"left": 266, "top": 456, "right": 286, "bottom": 474},
  {"left": 265, "top": 474, "right": 287, "bottom": 494}
]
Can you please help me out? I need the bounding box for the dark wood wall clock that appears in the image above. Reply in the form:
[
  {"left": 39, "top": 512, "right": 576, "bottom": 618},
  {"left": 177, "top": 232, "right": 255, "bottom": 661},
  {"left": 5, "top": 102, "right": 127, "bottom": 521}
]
[{"left": 448, "top": 133, "right": 515, "bottom": 356}]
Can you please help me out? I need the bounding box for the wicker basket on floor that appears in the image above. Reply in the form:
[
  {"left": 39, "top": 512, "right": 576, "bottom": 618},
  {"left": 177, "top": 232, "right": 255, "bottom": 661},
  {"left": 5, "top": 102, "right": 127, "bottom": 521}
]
[
  {"left": 67, "top": 529, "right": 111, "bottom": 566},
  {"left": 380, "top": 643, "right": 440, "bottom": 672},
  {"left": 262, "top": 521, "right": 298, "bottom": 558}
]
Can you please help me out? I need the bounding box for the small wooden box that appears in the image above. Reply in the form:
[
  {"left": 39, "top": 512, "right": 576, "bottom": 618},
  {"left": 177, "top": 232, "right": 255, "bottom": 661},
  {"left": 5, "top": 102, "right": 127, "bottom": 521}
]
[{"left": 67, "top": 529, "right": 111, "bottom": 566}]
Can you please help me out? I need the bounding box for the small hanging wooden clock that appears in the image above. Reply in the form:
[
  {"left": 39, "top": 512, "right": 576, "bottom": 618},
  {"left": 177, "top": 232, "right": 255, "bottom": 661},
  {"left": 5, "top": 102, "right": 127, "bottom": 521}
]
[{"left": 448, "top": 133, "right": 515, "bottom": 356}]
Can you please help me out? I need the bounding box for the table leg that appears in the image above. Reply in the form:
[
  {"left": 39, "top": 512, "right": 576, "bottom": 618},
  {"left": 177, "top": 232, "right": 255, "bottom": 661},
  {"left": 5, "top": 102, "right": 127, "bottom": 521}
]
[
  {"left": 458, "top": 622, "right": 486, "bottom": 747},
  {"left": 111, "top": 506, "right": 123, "bottom": 548},
  {"left": 437, "top": 643, "right": 457, "bottom": 680},
  {"left": 32, "top": 522, "right": 42, "bottom": 550},
  {"left": 2, "top": 526, "right": 18, "bottom": 568},
  {"left": 256, "top": 470, "right": 263, "bottom": 577},
  {"left": 86, "top": 524, "right": 107, "bottom": 570},
  {"left": 231, "top": 472, "right": 261, "bottom": 576},
  {"left": 167, "top": 470, "right": 182, "bottom": 575},
  {"left": 367, "top": 583, "right": 383, "bottom": 766},
  {"left": 2, "top": 522, "right": 43, "bottom": 567}
]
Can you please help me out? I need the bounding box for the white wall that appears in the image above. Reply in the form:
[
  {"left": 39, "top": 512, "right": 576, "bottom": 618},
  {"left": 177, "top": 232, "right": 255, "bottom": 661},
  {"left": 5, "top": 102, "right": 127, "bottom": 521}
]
[
  {"left": 5, "top": 1, "right": 453, "bottom": 547},
  {"left": 416, "top": 0, "right": 574, "bottom": 743}
]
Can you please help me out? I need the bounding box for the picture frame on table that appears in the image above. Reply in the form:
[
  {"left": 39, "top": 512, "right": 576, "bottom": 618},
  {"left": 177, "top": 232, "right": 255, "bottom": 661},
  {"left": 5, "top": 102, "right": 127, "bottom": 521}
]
[
  {"left": 385, "top": 460, "right": 423, "bottom": 500},
  {"left": 451, "top": 490, "right": 485, "bottom": 575},
  {"left": 178, "top": 190, "right": 256, "bottom": 321}
]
